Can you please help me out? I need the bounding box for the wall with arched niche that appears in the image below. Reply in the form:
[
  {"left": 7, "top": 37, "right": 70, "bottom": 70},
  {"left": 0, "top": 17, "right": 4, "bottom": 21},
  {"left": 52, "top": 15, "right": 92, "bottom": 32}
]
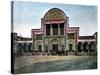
[
  {"left": 66, "top": 39, "right": 76, "bottom": 51},
  {"left": 35, "top": 40, "right": 43, "bottom": 51}
]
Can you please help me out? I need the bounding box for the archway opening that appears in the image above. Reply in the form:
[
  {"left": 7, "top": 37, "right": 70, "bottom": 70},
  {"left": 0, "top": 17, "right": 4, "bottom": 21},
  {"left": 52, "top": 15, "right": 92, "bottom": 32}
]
[
  {"left": 28, "top": 43, "right": 32, "bottom": 52},
  {"left": 38, "top": 45, "right": 42, "bottom": 52},
  {"left": 23, "top": 43, "right": 27, "bottom": 52},
  {"left": 69, "top": 43, "right": 73, "bottom": 52},
  {"left": 77, "top": 42, "right": 82, "bottom": 52},
  {"left": 89, "top": 42, "right": 95, "bottom": 52},
  {"left": 17, "top": 43, "right": 23, "bottom": 55},
  {"left": 83, "top": 42, "right": 88, "bottom": 52},
  {"left": 51, "top": 39, "right": 59, "bottom": 55}
]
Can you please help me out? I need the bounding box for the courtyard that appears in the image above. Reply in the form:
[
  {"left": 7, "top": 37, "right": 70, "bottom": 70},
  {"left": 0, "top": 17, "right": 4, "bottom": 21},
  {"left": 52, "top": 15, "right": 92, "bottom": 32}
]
[{"left": 14, "top": 56, "right": 97, "bottom": 74}]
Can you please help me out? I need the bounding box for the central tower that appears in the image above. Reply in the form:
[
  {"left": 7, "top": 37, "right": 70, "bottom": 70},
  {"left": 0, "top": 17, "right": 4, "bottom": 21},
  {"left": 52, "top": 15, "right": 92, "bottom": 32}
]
[
  {"left": 32, "top": 8, "right": 79, "bottom": 55},
  {"left": 41, "top": 8, "right": 69, "bottom": 55},
  {"left": 43, "top": 8, "right": 69, "bottom": 36}
]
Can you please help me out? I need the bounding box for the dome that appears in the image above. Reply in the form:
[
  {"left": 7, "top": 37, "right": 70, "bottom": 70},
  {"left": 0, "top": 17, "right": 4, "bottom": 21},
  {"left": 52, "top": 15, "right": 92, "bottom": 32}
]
[{"left": 43, "top": 8, "right": 67, "bottom": 20}]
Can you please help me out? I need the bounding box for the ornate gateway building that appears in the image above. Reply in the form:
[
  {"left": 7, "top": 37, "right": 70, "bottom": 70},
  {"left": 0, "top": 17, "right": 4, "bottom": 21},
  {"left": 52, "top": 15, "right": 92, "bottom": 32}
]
[{"left": 31, "top": 8, "right": 97, "bottom": 55}]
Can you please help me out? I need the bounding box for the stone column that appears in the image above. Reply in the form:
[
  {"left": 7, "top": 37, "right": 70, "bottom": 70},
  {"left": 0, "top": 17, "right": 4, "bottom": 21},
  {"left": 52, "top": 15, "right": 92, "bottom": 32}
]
[
  {"left": 51, "top": 24, "right": 53, "bottom": 36},
  {"left": 81, "top": 43, "right": 84, "bottom": 54},
  {"left": 58, "top": 24, "right": 60, "bottom": 35},
  {"left": 58, "top": 39, "right": 61, "bottom": 52},
  {"left": 44, "top": 25, "right": 46, "bottom": 36},
  {"left": 64, "top": 23, "right": 65, "bottom": 35}
]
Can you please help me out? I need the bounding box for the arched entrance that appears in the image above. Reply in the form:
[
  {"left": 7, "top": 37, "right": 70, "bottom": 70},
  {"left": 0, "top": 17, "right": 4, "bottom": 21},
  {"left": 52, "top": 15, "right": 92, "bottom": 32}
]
[
  {"left": 51, "top": 39, "right": 59, "bottom": 55},
  {"left": 77, "top": 42, "right": 82, "bottom": 52},
  {"left": 83, "top": 42, "right": 88, "bottom": 52},
  {"left": 28, "top": 43, "right": 32, "bottom": 52},
  {"left": 69, "top": 43, "right": 73, "bottom": 52},
  {"left": 17, "top": 43, "right": 23, "bottom": 55},
  {"left": 89, "top": 42, "right": 95, "bottom": 52},
  {"left": 52, "top": 44, "right": 58, "bottom": 51},
  {"left": 37, "top": 42, "right": 42, "bottom": 52},
  {"left": 23, "top": 43, "right": 27, "bottom": 52}
]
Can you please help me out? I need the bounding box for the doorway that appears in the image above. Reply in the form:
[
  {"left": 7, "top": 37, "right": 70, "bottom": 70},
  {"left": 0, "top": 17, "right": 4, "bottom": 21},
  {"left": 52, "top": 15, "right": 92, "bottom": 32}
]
[
  {"left": 39, "top": 45, "right": 42, "bottom": 52},
  {"left": 52, "top": 44, "right": 58, "bottom": 54},
  {"left": 69, "top": 44, "right": 73, "bottom": 51},
  {"left": 52, "top": 44, "right": 58, "bottom": 50}
]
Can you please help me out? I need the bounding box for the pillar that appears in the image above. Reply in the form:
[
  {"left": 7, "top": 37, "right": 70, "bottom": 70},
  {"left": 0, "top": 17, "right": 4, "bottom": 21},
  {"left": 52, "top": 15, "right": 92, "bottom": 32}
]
[
  {"left": 51, "top": 24, "right": 53, "bottom": 36},
  {"left": 44, "top": 24, "right": 46, "bottom": 36},
  {"left": 58, "top": 24, "right": 60, "bottom": 35}
]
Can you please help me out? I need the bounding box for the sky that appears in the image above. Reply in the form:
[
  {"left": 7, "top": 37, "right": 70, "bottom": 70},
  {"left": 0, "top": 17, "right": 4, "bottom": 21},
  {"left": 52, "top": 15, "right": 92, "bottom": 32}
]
[{"left": 12, "top": 1, "right": 97, "bottom": 37}]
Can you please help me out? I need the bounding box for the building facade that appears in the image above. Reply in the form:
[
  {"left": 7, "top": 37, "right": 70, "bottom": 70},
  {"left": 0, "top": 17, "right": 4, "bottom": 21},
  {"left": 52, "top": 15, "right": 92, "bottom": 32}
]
[
  {"left": 12, "top": 33, "right": 32, "bottom": 55},
  {"left": 12, "top": 8, "right": 97, "bottom": 56},
  {"left": 31, "top": 8, "right": 97, "bottom": 55}
]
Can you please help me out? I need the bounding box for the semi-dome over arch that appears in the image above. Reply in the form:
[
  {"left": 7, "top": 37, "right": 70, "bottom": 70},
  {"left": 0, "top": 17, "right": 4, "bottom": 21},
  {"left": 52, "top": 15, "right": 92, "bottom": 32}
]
[{"left": 43, "top": 8, "right": 67, "bottom": 20}]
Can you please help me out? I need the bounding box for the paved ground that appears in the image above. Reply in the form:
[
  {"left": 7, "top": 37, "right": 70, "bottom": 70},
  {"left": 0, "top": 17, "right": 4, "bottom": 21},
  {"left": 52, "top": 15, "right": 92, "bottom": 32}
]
[{"left": 14, "top": 56, "right": 97, "bottom": 74}]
